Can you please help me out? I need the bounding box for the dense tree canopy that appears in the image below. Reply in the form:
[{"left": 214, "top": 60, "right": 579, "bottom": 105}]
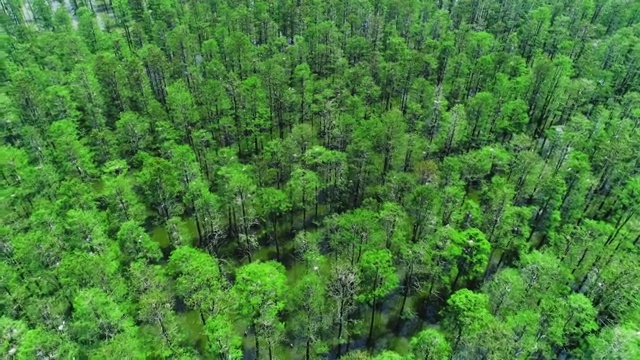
[{"left": 1, "top": 0, "right": 640, "bottom": 358}]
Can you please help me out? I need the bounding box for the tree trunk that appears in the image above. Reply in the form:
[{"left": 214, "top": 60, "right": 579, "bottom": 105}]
[
  {"left": 453, "top": 327, "right": 463, "bottom": 351},
  {"left": 482, "top": 249, "right": 495, "bottom": 280},
  {"left": 159, "top": 317, "right": 169, "bottom": 344},
  {"left": 572, "top": 248, "right": 589, "bottom": 274},
  {"left": 367, "top": 297, "right": 376, "bottom": 347},
  {"left": 495, "top": 238, "right": 513, "bottom": 270},
  {"left": 194, "top": 211, "right": 203, "bottom": 247},
  {"left": 336, "top": 300, "right": 344, "bottom": 357},
  {"left": 427, "top": 272, "right": 437, "bottom": 299},
  {"left": 302, "top": 191, "right": 307, "bottom": 230},
  {"left": 398, "top": 264, "right": 413, "bottom": 326},
  {"left": 605, "top": 210, "right": 634, "bottom": 247},
  {"left": 273, "top": 219, "right": 280, "bottom": 260},
  {"left": 315, "top": 184, "right": 319, "bottom": 219},
  {"left": 451, "top": 270, "right": 462, "bottom": 291},
  {"left": 254, "top": 325, "right": 260, "bottom": 360}
]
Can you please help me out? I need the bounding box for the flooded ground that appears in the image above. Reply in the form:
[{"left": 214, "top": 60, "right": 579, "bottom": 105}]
[
  {"left": 149, "top": 207, "right": 430, "bottom": 358},
  {"left": 133, "top": 180, "right": 478, "bottom": 358},
  {"left": 84, "top": 172, "right": 450, "bottom": 357},
  {"left": 46, "top": 2, "right": 456, "bottom": 350}
]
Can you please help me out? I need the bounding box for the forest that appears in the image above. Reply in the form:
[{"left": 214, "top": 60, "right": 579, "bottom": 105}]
[{"left": 1, "top": 0, "right": 640, "bottom": 358}]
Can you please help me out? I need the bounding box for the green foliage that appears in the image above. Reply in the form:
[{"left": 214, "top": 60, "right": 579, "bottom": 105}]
[
  {"left": 168, "top": 246, "right": 224, "bottom": 317},
  {"left": 409, "top": 328, "right": 452, "bottom": 360},
  {"left": 90, "top": 329, "right": 147, "bottom": 359},
  {"left": 357, "top": 249, "right": 399, "bottom": 305},
  {"left": 289, "top": 265, "right": 331, "bottom": 358},
  {"left": 2, "top": 0, "right": 640, "bottom": 357},
  {"left": 71, "top": 288, "right": 133, "bottom": 346},
  {"left": 373, "top": 350, "right": 404, "bottom": 360},
  {"left": 16, "top": 328, "right": 79, "bottom": 360},
  {"left": 585, "top": 325, "right": 640, "bottom": 359},
  {"left": 204, "top": 315, "right": 243, "bottom": 359},
  {"left": 442, "top": 289, "right": 493, "bottom": 349},
  {"left": 117, "top": 220, "right": 162, "bottom": 264}
]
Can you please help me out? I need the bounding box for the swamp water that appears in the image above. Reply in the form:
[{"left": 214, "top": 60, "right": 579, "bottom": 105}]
[{"left": 148, "top": 210, "right": 430, "bottom": 359}]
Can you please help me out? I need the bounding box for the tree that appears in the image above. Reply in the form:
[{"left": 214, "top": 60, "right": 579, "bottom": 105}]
[
  {"left": 486, "top": 205, "right": 533, "bottom": 274},
  {"left": 140, "top": 44, "right": 169, "bottom": 105},
  {"left": 396, "top": 238, "right": 432, "bottom": 323},
  {"left": 232, "top": 261, "right": 288, "bottom": 360},
  {"left": 128, "top": 261, "right": 185, "bottom": 357},
  {"left": 289, "top": 265, "right": 330, "bottom": 359},
  {"left": 71, "top": 288, "right": 133, "bottom": 346},
  {"left": 48, "top": 119, "right": 95, "bottom": 180},
  {"left": 437, "top": 105, "right": 468, "bottom": 155},
  {"left": 341, "top": 350, "right": 372, "bottom": 360},
  {"left": 115, "top": 112, "right": 150, "bottom": 158},
  {"left": 442, "top": 289, "right": 493, "bottom": 351},
  {"left": 443, "top": 227, "right": 491, "bottom": 290},
  {"left": 528, "top": 294, "right": 598, "bottom": 358},
  {"left": 518, "top": 251, "right": 572, "bottom": 306},
  {"left": 166, "top": 80, "right": 200, "bottom": 146},
  {"left": 409, "top": 328, "right": 452, "bottom": 360},
  {"left": 358, "top": 249, "right": 399, "bottom": 346},
  {"left": 204, "top": 315, "right": 243, "bottom": 360},
  {"left": 116, "top": 220, "right": 162, "bottom": 264},
  {"left": 136, "top": 155, "right": 183, "bottom": 222},
  {"left": 255, "top": 187, "right": 291, "bottom": 259},
  {"left": 218, "top": 163, "right": 259, "bottom": 260},
  {"left": 69, "top": 63, "right": 106, "bottom": 134},
  {"left": 504, "top": 310, "right": 541, "bottom": 358},
  {"left": 93, "top": 52, "right": 128, "bottom": 122},
  {"left": 77, "top": 7, "right": 103, "bottom": 53},
  {"left": 560, "top": 294, "right": 598, "bottom": 347},
  {"left": 378, "top": 202, "right": 410, "bottom": 251},
  {"left": 326, "top": 209, "right": 384, "bottom": 267},
  {"left": 101, "top": 161, "right": 146, "bottom": 230},
  {"left": 186, "top": 180, "right": 225, "bottom": 253},
  {"left": 0, "top": 317, "right": 28, "bottom": 358},
  {"left": 167, "top": 246, "right": 225, "bottom": 323},
  {"left": 90, "top": 328, "right": 146, "bottom": 359},
  {"left": 482, "top": 268, "right": 526, "bottom": 317},
  {"left": 286, "top": 167, "right": 320, "bottom": 229},
  {"left": 57, "top": 245, "right": 127, "bottom": 304},
  {"left": 31, "top": 0, "right": 54, "bottom": 30},
  {"left": 374, "top": 351, "right": 403, "bottom": 360},
  {"left": 585, "top": 325, "right": 640, "bottom": 360},
  {"left": 294, "top": 63, "right": 314, "bottom": 124},
  {"left": 327, "top": 263, "right": 360, "bottom": 357},
  {"left": 112, "top": 0, "right": 134, "bottom": 47},
  {"left": 453, "top": 318, "right": 516, "bottom": 360},
  {"left": 16, "top": 328, "right": 79, "bottom": 359},
  {"left": 239, "top": 75, "right": 270, "bottom": 154}
]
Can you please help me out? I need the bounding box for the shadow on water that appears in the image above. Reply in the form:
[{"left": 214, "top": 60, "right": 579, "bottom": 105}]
[
  {"left": 179, "top": 310, "right": 207, "bottom": 350},
  {"left": 339, "top": 304, "right": 423, "bottom": 357}
]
